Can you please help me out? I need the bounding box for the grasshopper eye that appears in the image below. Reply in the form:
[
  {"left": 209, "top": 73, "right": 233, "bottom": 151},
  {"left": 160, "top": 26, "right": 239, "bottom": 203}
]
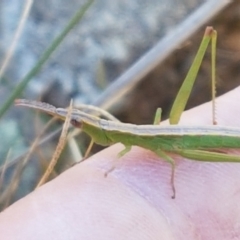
[{"left": 71, "top": 119, "right": 82, "bottom": 128}]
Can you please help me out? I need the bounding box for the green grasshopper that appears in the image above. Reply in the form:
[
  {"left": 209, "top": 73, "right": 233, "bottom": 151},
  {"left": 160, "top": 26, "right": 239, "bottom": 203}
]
[{"left": 15, "top": 27, "right": 240, "bottom": 198}]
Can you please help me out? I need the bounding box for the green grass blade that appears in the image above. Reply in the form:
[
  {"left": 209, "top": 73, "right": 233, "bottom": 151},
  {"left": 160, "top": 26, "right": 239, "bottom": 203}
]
[
  {"left": 169, "top": 27, "right": 214, "bottom": 124},
  {"left": 211, "top": 30, "right": 217, "bottom": 125},
  {"left": 0, "top": 0, "right": 94, "bottom": 118}
]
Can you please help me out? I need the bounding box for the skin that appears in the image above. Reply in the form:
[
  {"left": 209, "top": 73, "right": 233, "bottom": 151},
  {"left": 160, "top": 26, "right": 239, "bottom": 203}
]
[{"left": 0, "top": 87, "right": 240, "bottom": 239}]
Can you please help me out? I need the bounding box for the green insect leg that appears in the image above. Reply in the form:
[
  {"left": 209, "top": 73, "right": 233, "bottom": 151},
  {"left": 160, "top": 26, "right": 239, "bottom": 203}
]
[
  {"left": 153, "top": 108, "right": 162, "bottom": 125},
  {"left": 105, "top": 145, "right": 132, "bottom": 177},
  {"left": 117, "top": 145, "right": 132, "bottom": 157},
  {"left": 154, "top": 149, "right": 176, "bottom": 199}
]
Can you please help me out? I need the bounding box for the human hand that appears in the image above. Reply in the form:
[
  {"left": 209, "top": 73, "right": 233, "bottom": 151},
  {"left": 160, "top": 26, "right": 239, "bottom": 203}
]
[{"left": 0, "top": 87, "right": 240, "bottom": 239}]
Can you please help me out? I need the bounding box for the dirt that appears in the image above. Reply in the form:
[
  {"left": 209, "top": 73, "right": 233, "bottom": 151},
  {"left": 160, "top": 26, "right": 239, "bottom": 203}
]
[{"left": 116, "top": 0, "right": 240, "bottom": 124}]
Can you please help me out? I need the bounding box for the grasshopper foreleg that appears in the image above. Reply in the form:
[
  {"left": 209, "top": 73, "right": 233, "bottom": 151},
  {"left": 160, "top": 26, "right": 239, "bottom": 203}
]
[{"left": 104, "top": 145, "right": 132, "bottom": 177}]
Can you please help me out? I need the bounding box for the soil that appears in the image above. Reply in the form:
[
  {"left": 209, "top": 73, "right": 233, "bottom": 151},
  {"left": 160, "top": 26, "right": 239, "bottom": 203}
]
[{"left": 116, "top": 0, "right": 240, "bottom": 124}]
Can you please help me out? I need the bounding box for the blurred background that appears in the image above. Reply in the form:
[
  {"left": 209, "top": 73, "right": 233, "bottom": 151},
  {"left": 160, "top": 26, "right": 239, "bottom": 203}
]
[{"left": 0, "top": 0, "right": 240, "bottom": 208}]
